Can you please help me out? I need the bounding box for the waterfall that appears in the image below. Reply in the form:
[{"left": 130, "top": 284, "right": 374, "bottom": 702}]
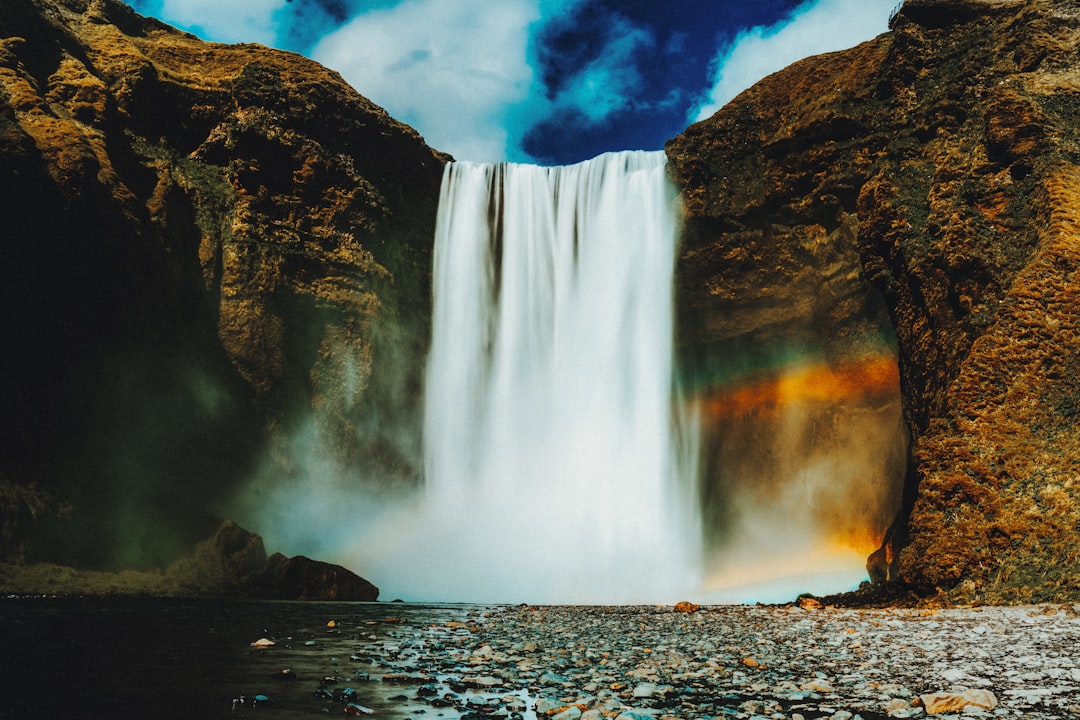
[
  {"left": 247, "top": 148, "right": 903, "bottom": 603},
  {"left": 381, "top": 150, "right": 702, "bottom": 604}
]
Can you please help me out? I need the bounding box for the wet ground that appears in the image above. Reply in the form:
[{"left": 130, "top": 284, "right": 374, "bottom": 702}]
[{"left": 3, "top": 598, "right": 1080, "bottom": 719}]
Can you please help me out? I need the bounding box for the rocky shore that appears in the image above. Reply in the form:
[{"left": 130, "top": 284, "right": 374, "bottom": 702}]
[{"left": 227, "top": 602, "right": 1080, "bottom": 719}]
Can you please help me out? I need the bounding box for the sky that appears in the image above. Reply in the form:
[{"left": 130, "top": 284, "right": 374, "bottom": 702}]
[{"left": 126, "top": 0, "right": 899, "bottom": 164}]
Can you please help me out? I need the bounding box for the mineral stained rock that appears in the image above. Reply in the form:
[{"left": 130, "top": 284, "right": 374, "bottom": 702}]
[
  {"left": 0, "top": 0, "right": 446, "bottom": 568},
  {"left": 668, "top": 0, "right": 1080, "bottom": 603}
]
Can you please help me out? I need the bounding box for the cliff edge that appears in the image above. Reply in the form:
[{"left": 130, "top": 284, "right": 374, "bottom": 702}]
[
  {"left": 0, "top": 0, "right": 446, "bottom": 569},
  {"left": 669, "top": 0, "right": 1080, "bottom": 603}
]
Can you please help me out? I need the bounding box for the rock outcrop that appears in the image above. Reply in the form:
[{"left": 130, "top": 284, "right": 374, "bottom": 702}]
[
  {"left": 259, "top": 551, "right": 379, "bottom": 601},
  {"left": 669, "top": 0, "right": 1080, "bottom": 602},
  {"left": 0, "top": 0, "right": 446, "bottom": 569},
  {"left": 0, "top": 519, "right": 380, "bottom": 599},
  {"left": 166, "top": 520, "right": 379, "bottom": 600}
]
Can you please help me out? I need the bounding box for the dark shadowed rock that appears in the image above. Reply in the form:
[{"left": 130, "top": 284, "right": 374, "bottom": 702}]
[
  {"left": 0, "top": 0, "right": 446, "bottom": 570},
  {"left": 169, "top": 520, "right": 380, "bottom": 600},
  {"left": 1, "top": 520, "right": 380, "bottom": 599},
  {"left": 260, "top": 552, "right": 379, "bottom": 601},
  {"left": 166, "top": 519, "right": 268, "bottom": 591}
]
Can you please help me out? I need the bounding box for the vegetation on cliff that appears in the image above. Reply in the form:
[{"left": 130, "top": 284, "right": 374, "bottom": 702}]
[{"left": 669, "top": 0, "right": 1080, "bottom": 603}]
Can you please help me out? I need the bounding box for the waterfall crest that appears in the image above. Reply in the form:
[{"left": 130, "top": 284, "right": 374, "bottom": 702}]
[{"left": 390, "top": 150, "right": 701, "bottom": 603}]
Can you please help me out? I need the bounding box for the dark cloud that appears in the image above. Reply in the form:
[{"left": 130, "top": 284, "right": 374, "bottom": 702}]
[
  {"left": 523, "top": 0, "right": 807, "bottom": 164},
  {"left": 521, "top": 105, "right": 678, "bottom": 166},
  {"left": 276, "top": 0, "right": 378, "bottom": 51}
]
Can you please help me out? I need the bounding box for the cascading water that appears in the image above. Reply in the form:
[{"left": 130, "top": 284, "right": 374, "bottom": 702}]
[
  {"left": 355, "top": 150, "right": 702, "bottom": 604},
  {"left": 246, "top": 149, "right": 905, "bottom": 603}
]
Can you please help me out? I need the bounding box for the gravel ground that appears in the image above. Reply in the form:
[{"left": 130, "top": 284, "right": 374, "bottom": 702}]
[
  {"left": 13, "top": 597, "right": 1069, "bottom": 718},
  {"left": 304, "top": 602, "right": 1080, "bottom": 720}
]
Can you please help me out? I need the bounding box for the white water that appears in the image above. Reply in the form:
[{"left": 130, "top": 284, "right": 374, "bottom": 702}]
[{"left": 353, "top": 150, "right": 702, "bottom": 604}]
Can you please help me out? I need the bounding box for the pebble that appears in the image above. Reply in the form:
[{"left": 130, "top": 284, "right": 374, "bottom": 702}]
[
  {"left": 248, "top": 603, "right": 1080, "bottom": 719},
  {"left": 920, "top": 689, "right": 998, "bottom": 714},
  {"left": 553, "top": 705, "right": 583, "bottom": 720}
]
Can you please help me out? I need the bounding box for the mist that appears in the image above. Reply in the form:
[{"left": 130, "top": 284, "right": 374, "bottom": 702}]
[
  {"left": 230, "top": 151, "right": 907, "bottom": 605},
  {"left": 696, "top": 354, "right": 907, "bottom": 602}
]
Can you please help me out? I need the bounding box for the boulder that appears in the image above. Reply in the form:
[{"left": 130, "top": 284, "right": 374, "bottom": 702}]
[
  {"left": 919, "top": 689, "right": 998, "bottom": 714},
  {"left": 259, "top": 552, "right": 379, "bottom": 601}
]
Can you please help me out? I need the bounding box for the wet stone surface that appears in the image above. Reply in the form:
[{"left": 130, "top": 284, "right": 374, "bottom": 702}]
[
  {"left": 5, "top": 598, "right": 1080, "bottom": 718},
  {"left": 231, "top": 602, "right": 1080, "bottom": 719}
]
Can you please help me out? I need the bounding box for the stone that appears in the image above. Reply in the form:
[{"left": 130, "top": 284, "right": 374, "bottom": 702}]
[
  {"left": 883, "top": 698, "right": 911, "bottom": 714},
  {"left": 551, "top": 706, "right": 582, "bottom": 720},
  {"left": 940, "top": 668, "right": 968, "bottom": 683},
  {"left": 540, "top": 672, "right": 569, "bottom": 685},
  {"left": 344, "top": 703, "right": 375, "bottom": 715},
  {"left": 615, "top": 712, "right": 657, "bottom": 720},
  {"left": 186, "top": 604, "right": 1080, "bottom": 719},
  {"left": 536, "top": 698, "right": 562, "bottom": 715},
  {"left": 919, "top": 689, "right": 998, "bottom": 714},
  {"left": 258, "top": 552, "right": 379, "bottom": 601},
  {"left": 382, "top": 673, "right": 434, "bottom": 685},
  {"left": 462, "top": 676, "right": 501, "bottom": 688}
]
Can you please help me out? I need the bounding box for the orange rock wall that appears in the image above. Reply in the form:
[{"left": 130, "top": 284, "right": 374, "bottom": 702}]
[{"left": 669, "top": 0, "right": 1080, "bottom": 602}]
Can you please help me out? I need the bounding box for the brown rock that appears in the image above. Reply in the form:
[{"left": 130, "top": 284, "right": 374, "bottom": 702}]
[
  {"left": 0, "top": 0, "right": 445, "bottom": 568},
  {"left": 919, "top": 689, "right": 998, "bottom": 714},
  {"left": 668, "top": 0, "right": 1080, "bottom": 602}
]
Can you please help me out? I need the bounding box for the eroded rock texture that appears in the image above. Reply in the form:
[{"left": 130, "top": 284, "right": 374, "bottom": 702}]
[
  {"left": 669, "top": 0, "right": 1080, "bottom": 602},
  {"left": 0, "top": 0, "right": 446, "bottom": 569}
]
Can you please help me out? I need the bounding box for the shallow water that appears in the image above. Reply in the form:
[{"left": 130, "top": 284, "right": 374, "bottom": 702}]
[
  {"left": 0, "top": 596, "right": 498, "bottom": 719},
  {"left": 6, "top": 597, "right": 1080, "bottom": 719}
]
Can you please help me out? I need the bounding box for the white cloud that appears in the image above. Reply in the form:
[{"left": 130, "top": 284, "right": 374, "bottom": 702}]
[
  {"left": 551, "top": 18, "right": 653, "bottom": 124},
  {"left": 690, "top": 0, "right": 896, "bottom": 123},
  {"left": 311, "top": 0, "right": 542, "bottom": 162},
  {"left": 158, "top": 0, "right": 289, "bottom": 46}
]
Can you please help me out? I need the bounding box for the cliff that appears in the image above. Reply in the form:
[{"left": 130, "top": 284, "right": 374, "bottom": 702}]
[
  {"left": 6, "top": 0, "right": 1080, "bottom": 605},
  {"left": 668, "top": 0, "right": 1080, "bottom": 603},
  {"left": 0, "top": 0, "right": 446, "bottom": 569}
]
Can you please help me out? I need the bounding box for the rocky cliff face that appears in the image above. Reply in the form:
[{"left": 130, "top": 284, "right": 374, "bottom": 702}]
[
  {"left": 0, "top": 0, "right": 446, "bottom": 569},
  {"left": 7, "top": 0, "right": 1080, "bottom": 605},
  {"left": 669, "top": 0, "right": 1080, "bottom": 603}
]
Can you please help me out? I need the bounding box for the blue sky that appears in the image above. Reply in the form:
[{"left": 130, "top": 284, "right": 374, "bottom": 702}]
[{"left": 126, "top": 0, "right": 897, "bottom": 164}]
